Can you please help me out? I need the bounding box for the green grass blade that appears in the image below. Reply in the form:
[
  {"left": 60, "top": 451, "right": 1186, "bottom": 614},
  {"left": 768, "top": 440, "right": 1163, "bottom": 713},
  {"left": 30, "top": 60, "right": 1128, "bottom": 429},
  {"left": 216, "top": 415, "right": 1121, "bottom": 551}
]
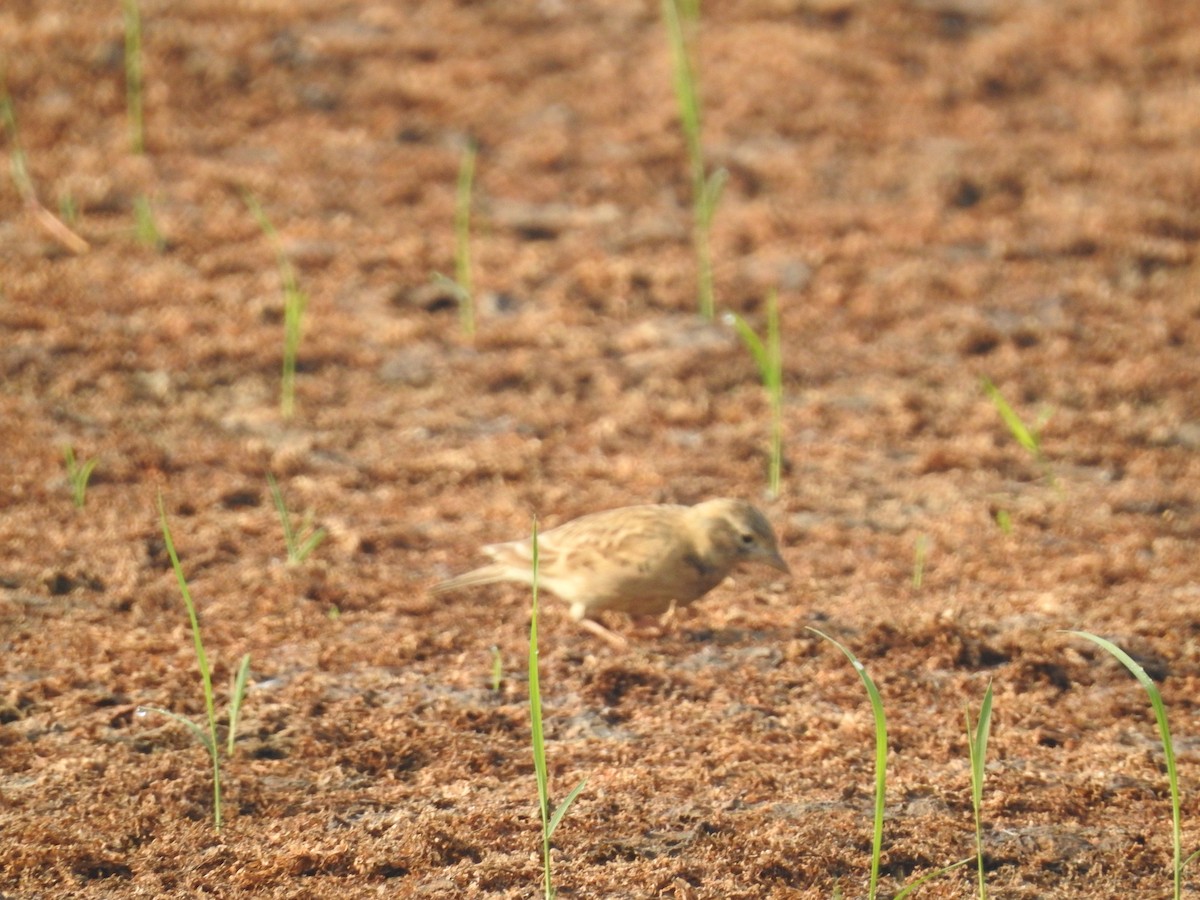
[
  {"left": 727, "top": 312, "right": 769, "bottom": 380},
  {"left": 1069, "top": 631, "right": 1187, "bottom": 900},
  {"left": 729, "top": 290, "right": 784, "bottom": 496},
  {"left": 296, "top": 528, "right": 327, "bottom": 562},
  {"left": 662, "top": 0, "right": 720, "bottom": 319},
  {"left": 967, "top": 681, "right": 994, "bottom": 899},
  {"left": 244, "top": 193, "right": 306, "bottom": 419},
  {"left": 137, "top": 705, "right": 213, "bottom": 755},
  {"left": 548, "top": 777, "right": 588, "bottom": 839},
  {"left": 266, "top": 473, "right": 296, "bottom": 559},
  {"left": 700, "top": 166, "right": 727, "bottom": 228},
  {"left": 892, "top": 858, "right": 973, "bottom": 899},
  {"left": 662, "top": 0, "right": 701, "bottom": 175},
  {"left": 527, "top": 519, "right": 554, "bottom": 898},
  {"left": 133, "top": 195, "right": 164, "bottom": 251},
  {"left": 227, "top": 653, "right": 251, "bottom": 757},
  {"left": 765, "top": 288, "right": 783, "bottom": 496},
  {"left": 809, "top": 628, "right": 887, "bottom": 899},
  {"left": 62, "top": 445, "right": 98, "bottom": 508},
  {"left": 980, "top": 377, "right": 1039, "bottom": 457},
  {"left": 121, "top": 0, "right": 144, "bottom": 154},
  {"left": 267, "top": 473, "right": 324, "bottom": 563},
  {"left": 912, "top": 535, "right": 928, "bottom": 589},
  {"left": 157, "top": 492, "right": 223, "bottom": 830}
]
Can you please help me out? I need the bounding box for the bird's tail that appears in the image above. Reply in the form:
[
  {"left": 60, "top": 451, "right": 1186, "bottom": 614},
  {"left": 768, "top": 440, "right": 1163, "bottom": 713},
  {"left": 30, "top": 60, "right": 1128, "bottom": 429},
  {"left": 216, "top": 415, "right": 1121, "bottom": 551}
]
[{"left": 430, "top": 564, "right": 514, "bottom": 595}]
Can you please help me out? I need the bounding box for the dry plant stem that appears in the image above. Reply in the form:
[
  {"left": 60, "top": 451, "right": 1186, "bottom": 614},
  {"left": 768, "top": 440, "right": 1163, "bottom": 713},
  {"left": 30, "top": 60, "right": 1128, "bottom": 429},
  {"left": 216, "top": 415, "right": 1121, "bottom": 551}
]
[
  {"left": 2, "top": 88, "right": 89, "bottom": 254},
  {"left": 26, "top": 198, "right": 90, "bottom": 254}
]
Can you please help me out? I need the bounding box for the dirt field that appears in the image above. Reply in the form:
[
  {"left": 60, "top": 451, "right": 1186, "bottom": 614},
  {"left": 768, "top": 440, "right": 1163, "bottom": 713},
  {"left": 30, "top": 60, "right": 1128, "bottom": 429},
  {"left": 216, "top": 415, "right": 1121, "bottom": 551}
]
[{"left": 3, "top": 1, "right": 1200, "bottom": 897}]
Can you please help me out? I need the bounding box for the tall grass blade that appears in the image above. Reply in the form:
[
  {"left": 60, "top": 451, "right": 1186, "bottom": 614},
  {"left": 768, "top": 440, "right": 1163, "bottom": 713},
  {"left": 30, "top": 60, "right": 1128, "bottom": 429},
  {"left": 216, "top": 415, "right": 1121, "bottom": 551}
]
[
  {"left": 810, "top": 627, "right": 968, "bottom": 898},
  {"left": 966, "top": 681, "right": 994, "bottom": 899},
  {"left": 121, "top": 0, "right": 145, "bottom": 154},
  {"left": 528, "top": 520, "right": 553, "bottom": 897},
  {"left": 809, "top": 628, "right": 887, "bottom": 899},
  {"left": 244, "top": 193, "right": 308, "bottom": 419},
  {"left": 157, "top": 491, "right": 223, "bottom": 831},
  {"left": 727, "top": 289, "right": 784, "bottom": 496},
  {"left": 661, "top": 0, "right": 721, "bottom": 319},
  {"left": 1069, "top": 631, "right": 1192, "bottom": 900},
  {"left": 529, "top": 519, "right": 586, "bottom": 898}
]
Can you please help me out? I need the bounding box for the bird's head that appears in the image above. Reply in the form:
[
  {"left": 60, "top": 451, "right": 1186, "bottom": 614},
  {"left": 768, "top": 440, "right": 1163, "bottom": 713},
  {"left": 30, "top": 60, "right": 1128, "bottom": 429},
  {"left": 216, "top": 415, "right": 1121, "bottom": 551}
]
[{"left": 691, "top": 498, "right": 790, "bottom": 574}]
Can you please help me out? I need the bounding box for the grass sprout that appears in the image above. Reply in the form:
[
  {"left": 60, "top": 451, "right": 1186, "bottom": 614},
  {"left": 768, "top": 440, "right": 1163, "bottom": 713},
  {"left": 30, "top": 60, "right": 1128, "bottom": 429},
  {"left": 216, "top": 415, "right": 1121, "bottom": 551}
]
[
  {"left": 1, "top": 79, "right": 89, "bottom": 254},
  {"left": 662, "top": 0, "right": 725, "bottom": 320},
  {"left": 1069, "top": 631, "right": 1200, "bottom": 900},
  {"left": 727, "top": 289, "right": 784, "bottom": 496},
  {"left": 981, "top": 376, "right": 1056, "bottom": 489},
  {"left": 432, "top": 141, "right": 477, "bottom": 337},
  {"left": 244, "top": 193, "right": 309, "bottom": 419},
  {"left": 811, "top": 627, "right": 970, "bottom": 898},
  {"left": 62, "top": 445, "right": 98, "bottom": 509},
  {"left": 121, "top": 0, "right": 145, "bottom": 154},
  {"left": 266, "top": 472, "right": 326, "bottom": 565},
  {"left": 58, "top": 191, "right": 78, "bottom": 224},
  {"left": 966, "top": 681, "right": 994, "bottom": 899},
  {"left": 140, "top": 493, "right": 251, "bottom": 832},
  {"left": 134, "top": 194, "right": 164, "bottom": 250},
  {"left": 529, "top": 519, "right": 587, "bottom": 899}
]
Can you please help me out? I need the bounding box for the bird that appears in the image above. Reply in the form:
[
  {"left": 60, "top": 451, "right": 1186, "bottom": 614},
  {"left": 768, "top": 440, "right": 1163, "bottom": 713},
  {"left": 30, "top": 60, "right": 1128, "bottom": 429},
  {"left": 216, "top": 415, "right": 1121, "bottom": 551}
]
[{"left": 432, "top": 498, "right": 790, "bottom": 646}]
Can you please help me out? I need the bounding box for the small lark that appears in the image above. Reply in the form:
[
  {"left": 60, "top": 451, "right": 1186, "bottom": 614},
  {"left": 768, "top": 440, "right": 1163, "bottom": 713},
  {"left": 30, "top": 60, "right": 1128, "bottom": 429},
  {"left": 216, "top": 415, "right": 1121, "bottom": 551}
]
[{"left": 432, "top": 498, "right": 789, "bottom": 646}]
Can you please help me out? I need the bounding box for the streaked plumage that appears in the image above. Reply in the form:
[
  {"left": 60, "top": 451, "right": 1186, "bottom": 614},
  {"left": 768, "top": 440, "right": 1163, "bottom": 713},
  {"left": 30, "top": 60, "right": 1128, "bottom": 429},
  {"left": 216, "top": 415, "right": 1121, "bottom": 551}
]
[{"left": 433, "top": 498, "right": 789, "bottom": 645}]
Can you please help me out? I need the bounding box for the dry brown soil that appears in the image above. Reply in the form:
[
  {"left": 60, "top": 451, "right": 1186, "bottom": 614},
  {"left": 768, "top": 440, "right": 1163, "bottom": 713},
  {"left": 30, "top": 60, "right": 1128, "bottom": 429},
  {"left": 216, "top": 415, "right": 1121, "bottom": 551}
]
[{"left": 3, "top": 1, "right": 1200, "bottom": 897}]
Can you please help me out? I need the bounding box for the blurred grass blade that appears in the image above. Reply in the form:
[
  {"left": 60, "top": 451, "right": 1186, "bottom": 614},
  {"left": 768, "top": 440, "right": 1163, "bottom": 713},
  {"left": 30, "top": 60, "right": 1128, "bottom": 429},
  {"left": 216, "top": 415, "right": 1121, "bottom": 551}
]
[
  {"left": 227, "top": 653, "right": 251, "bottom": 756},
  {"left": 156, "top": 492, "right": 224, "bottom": 830},
  {"left": 981, "top": 377, "right": 1038, "bottom": 456},
  {"left": 121, "top": 0, "right": 145, "bottom": 153}
]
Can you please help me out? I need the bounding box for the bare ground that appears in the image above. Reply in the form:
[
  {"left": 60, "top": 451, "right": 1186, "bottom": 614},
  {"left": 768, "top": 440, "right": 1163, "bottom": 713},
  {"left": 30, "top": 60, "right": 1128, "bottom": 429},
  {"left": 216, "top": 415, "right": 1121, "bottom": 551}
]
[{"left": 3, "top": 1, "right": 1200, "bottom": 897}]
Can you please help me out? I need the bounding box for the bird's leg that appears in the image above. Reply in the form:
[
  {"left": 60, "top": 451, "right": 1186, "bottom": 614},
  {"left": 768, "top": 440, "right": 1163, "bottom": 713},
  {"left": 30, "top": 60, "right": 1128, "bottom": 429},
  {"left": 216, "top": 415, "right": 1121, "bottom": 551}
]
[
  {"left": 632, "top": 600, "right": 685, "bottom": 634},
  {"left": 660, "top": 599, "right": 679, "bottom": 626},
  {"left": 577, "top": 616, "right": 629, "bottom": 649}
]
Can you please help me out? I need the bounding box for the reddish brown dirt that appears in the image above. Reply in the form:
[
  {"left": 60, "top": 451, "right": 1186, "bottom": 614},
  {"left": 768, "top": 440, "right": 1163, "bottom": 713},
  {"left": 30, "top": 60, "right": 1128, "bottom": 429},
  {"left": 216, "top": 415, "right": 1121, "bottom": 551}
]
[{"left": 3, "top": 1, "right": 1200, "bottom": 897}]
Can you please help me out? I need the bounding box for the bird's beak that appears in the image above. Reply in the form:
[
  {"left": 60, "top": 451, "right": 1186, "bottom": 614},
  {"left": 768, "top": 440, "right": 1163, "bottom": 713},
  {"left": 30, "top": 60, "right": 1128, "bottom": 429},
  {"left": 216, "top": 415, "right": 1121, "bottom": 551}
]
[{"left": 765, "top": 549, "right": 790, "bottom": 575}]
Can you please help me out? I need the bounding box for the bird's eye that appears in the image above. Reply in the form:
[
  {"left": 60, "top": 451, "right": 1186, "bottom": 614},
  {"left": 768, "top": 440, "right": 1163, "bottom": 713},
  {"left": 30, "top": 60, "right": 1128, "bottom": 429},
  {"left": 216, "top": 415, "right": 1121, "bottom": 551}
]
[{"left": 739, "top": 533, "right": 755, "bottom": 546}]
